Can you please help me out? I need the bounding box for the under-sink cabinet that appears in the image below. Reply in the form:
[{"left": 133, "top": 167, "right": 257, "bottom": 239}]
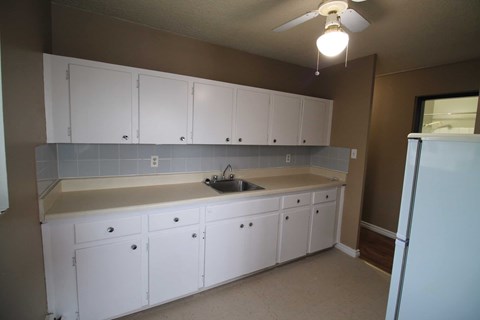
[{"left": 42, "top": 187, "right": 340, "bottom": 320}]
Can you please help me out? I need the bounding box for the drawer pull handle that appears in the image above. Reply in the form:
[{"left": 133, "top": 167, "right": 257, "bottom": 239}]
[
  {"left": 297, "top": 199, "right": 300, "bottom": 204},
  {"left": 238, "top": 138, "right": 242, "bottom": 142},
  {"left": 192, "top": 233, "right": 197, "bottom": 238},
  {"left": 226, "top": 137, "right": 230, "bottom": 142},
  {"left": 240, "top": 224, "right": 244, "bottom": 228},
  {"left": 326, "top": 195, "right": 329, "bottom": 199},
  {"left": 285, "top": 216, "right": 289, "bottom": 220},
  {"left": 316, "top": 210, "right": 319, "bottom": 214},
  {"left": 303, "top": 139, "right": 306, "bottom": 144},
  {"left": 107, "top": 227, "right": 114, "bottom": 233},
  {"left": 174, "top": 217, "right": 179, "bottom": 222},
  {"left": 131, "top": 244, "right": 137, "bottom": 250},
  {"left": 249, "top": 222, "right": 253, "bottom": 227},
  {"left": 273, "top": 139, "right": 277, "bottom": 143},
  {"left": 122, "top": 135, "right": 129, "bottom": 141}
]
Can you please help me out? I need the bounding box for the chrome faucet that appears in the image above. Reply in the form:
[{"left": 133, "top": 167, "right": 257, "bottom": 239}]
[{"left": 222, "top": 164, "right": 234, "bottom": 180}]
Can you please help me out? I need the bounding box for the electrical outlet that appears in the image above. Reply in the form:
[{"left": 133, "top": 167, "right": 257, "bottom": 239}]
[
  {"left": 351, "top": 149, "right": 358, "bottom": 159},
  {"left": 150, "top": 155, "right": 159, "bottom": 168},
  {"left": 285, "top": 153, "right": 291, "bottom": 163}
]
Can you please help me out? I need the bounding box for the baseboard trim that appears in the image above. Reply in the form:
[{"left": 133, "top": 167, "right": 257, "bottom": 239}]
[
  {"left": 361, "top": 221, "right": 396, "bottom": 239},
  {"left": 335, "top": 242, "right": 360, "bottom": 258}
]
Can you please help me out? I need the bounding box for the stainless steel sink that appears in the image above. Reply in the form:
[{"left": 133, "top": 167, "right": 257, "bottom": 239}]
[{"left": 207, "top": 179, "right": 264, "bottom": 193}]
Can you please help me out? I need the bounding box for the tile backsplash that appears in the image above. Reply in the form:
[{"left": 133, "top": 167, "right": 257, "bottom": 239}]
[{"left": 35, "top": 144, "right": 350, "bottom": 194}]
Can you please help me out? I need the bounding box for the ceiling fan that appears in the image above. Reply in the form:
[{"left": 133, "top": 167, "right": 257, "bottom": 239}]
[{"left": 273, "top": 0, "right": 370, "bottom": 58}]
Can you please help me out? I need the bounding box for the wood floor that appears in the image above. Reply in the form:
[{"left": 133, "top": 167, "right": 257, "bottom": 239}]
[{"left": 358, "top": 227, "right": 395, "bottom": 273}]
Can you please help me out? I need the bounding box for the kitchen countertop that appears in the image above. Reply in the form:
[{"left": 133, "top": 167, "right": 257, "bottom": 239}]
[{"left": 44, "top": 173, "right": 344, "bottom": 221}]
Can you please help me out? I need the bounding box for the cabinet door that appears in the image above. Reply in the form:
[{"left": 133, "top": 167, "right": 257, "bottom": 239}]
[
  {"left": 309, "top": 202, "right": 337, "bottom": 253},
  {"left": 269, "top": 94, "right": 301, "bottom": 145},
  {"left": 234, "top": 89, "right": 270, "bottom": 145},
  {"left": 278, "top": 207, "right": 310, "bottom": 263},
  {"left": 70, "top": 64, "right": 134, "bottom": 144},
  {"left": 204, "top": 217, "right": 248, "bottom": 287},
  {"left": 139, "top": 74, "right": 190, "bottom": 144},
  {"left": 192, "top": 82, "right": 234, "bottom": 144},
  {"left": 149, "top": 225, "right": 200, "bottom": 305},
  {"left": 300, "top": 98, "right": 332, "bottom": 146},
  {"left": 75, "top": 239, "right": 144, "bottom": 320},
  {"left": 245, "top": 212, "right": 279, "bottom": 273}
]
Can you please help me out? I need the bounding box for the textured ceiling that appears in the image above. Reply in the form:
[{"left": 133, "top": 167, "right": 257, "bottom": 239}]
[{"left": 52, "top": 0, "right": 480, "bottom": 75}]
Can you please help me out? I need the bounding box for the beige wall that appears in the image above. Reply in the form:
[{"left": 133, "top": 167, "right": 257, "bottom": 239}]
[
  {"left": 0, "top": 0, "right": 51, "bottom": 319},
  {"left": 52, "top": 4, "right": 376, "bottom": 249},
  {"left": 363, "top": 59, "right": 480, "bottom": 232},
  {"left": 314, "top": 56, "right": 377, "bottom": 248}
]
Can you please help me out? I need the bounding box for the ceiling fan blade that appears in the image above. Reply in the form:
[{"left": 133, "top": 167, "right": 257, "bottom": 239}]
[
  {"left": 273, "top": 11, "right": 319, "bottom": 32},
  {"left": 339, "top": 8, "right": 369, "bottom": 32}
]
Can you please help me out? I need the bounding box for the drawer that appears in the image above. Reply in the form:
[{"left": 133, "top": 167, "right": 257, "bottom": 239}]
[
  {"left": 207, "top": 197, "right": 280, "bottom": 222},
  {"left": 282, "top": 193, "right": 312, "bottom": 209},
  {"left": 75, "top": 216, "right": 142, "bottom": 244},
  {"left": 149, "top": 208, "right": 200, "bottom": 231},
  {"left": 313, "top": 188, "right": 337, "bottom": 204}
]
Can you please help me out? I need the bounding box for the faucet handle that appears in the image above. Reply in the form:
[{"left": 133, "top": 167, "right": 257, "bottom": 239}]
[
  {"left": 229, "top": 173, "right": 235, "bottom": 180},
  {"left": 212, "top": 175, "right": 218, "bottom": 182}
]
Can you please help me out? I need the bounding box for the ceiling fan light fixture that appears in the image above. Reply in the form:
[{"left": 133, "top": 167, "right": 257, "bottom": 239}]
[{"left": 316, "top": 25, "right": 349, "bottom": 57}]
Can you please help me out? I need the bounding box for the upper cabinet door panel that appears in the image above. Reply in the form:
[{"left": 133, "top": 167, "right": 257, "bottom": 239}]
[
  {"left": 300, "top": 98, "right": 332, "bottom": 146},
  {"left": 69, "top": 64, "right": 133, "bottom": 144},
  {"left": 139, "top": 75, "right": 189, "bottom": 144},
  {"left": 234, "top": 89, "right": 270, "bottom": 145},
  {"left": 192, "top": 82, "right": 234, "bottom": 144},
  {"left": 269, "top": 94, "right": 302, "bottom": 145}
]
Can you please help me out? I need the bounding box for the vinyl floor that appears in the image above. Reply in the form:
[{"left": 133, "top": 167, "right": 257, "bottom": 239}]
[{"left": 119, "top": 249, "right": 391, "bottom": 320}]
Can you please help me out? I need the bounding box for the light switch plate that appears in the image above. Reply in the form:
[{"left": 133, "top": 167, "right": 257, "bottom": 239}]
[{"left": 351, "top": 149, "right": 357, "bottom": 159}]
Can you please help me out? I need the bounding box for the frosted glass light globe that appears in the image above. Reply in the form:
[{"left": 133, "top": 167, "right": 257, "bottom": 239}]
[{"left": 316, "top": 29, "right": 349, "bottom": 57}]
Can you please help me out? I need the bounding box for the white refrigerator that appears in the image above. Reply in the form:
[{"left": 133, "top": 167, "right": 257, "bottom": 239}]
[{"left": 386, "top": 133, "right": 480, "bottom": 320}]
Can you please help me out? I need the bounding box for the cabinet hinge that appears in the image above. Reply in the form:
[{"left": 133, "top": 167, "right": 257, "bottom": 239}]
[
  {"left": 146, "top": 242, "right": 149, "bottom": 252},
  {"left": 146, "top": 291, "right": 150, "bottom": 301},
  {"left": 67, "top": 127, "right": 72, "bottom": 137},
  {"left": 137, "top": 129, "right": 140, "bottom": 139},
  {"left": 66, "top": 69, "right": 70, "bottom": 80},
  {"left": 191, "top": 86, "right": 194, "bottom": 95},
  {"left": 72, "top": 256, "right": 76, "bottom": 267},
  {"left": 136, "top": 79, "right": 140, "bottom": 89}
]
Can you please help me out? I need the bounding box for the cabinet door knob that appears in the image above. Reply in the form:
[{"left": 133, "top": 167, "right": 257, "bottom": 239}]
[
  {"left": 316, "top": 210, "right": 319, "bottom": 214},
  {"left": 285, "top": 216, "right": 289, "bottom": 220},
  {"left": 238, "top": 138, "right": 242, "bottom": 142},
  {"left": 122, "top": 135, "right": 129, "bottom": 141},
  {"left": 192, "top": 233, "right": 197, "bottom": 238},
  {"left": 131, "top": 244, "right": 137, "bottom": 250},
  {"left": 173, "top": 217, "right": 179, "bottom": 222},
  {"left": 249, "top": 222, "right": 253, "bottom": 227},
  {"left": 297, "top": 199, "right": 300, "bottom": 204},
  {"left": 226, "top": 137, "right": 230, "bottom": 142},
  {"left": 326, "top": 195, "right": 329, "bottom": 199},
  {"left": 107, "top": 227, "right": 114, "bottom": 233},
  {"left": 273, "top": 139, "right": 277, "bottom": 143},
  {"left": 303, "top": 139, "right": 306, "bottom": 144},
  {"left": 240, "top": 224, "right": 244, "bottom": 228},
  {"left": 180, "top": 136, "right": 186, "bottom": 141}
]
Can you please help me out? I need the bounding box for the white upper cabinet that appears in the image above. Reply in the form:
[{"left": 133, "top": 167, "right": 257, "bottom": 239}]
[
  {"left": 192, "top": 82, "right": 234, "bottom": 144},
  {"left": 269, "top": 94, "right": 302, "bottom": 145},
  {"left": 300, "top": 97, "right": 333, "bottom": 146},
  {"left": 69, "top": 64, "right": 135, "bottom": 144},
  {"left": 234, "top": 89, "right": 270, "bottom": 145},
  {"left": 138, "top": 74, "right": 190, "bottom": 144}
]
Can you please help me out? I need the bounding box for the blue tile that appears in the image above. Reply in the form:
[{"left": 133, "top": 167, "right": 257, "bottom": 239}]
[
  {"left": 99, "top": 159, "right": 119, "bottom": 176},
  {"left": 119, "top": 145, "right": 138, "bottom": 160},
  {"left": 171, "top": 158, "right": 186, "bottom": 172},
  {"left": 100, "top": 144, "right": 119, "bottom": 160},
  {"left": 138, "top": 145, "right": 157, "bottom": 159},
  {"left": 58, "top": 144, "right": 76, "bottom": 161},
  {"left": 119, "top": 159, "right": 138, "bottom": 175},
  {"left": 156, "top": 145, "right": 172, "bottom": 158},
  {"left": 157, "top": 159, "right": 172, "bottom": 173},
  {"left": 138, "top": 159, "right": 157, "bottom": 175},
  {"left": 78, "top": 160, "right": 100, "bottom": 177},
  {"left": 77, "top": 144, "right": 99, "bottom": 160},
  {"left": 58, "top": 160, "right": 78, "bottom": 178}
]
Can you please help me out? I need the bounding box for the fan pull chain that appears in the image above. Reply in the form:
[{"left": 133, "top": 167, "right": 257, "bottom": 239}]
[
  {"left": 315, "top": 50, "right": 320, "bottom": 76},
  {"left": 344, "top": 43, "right": 349, "bottom": 68}
]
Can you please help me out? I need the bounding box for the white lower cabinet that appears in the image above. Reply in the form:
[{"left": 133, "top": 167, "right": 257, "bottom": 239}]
[
  {"left": 43, "top": 188, "right": 340, "bottom": 319},
  {"left": 149, "top": 225, "right": 201, "bottom": 305},
  {"left": 204, "top": 212, "right": 279, "bottom": 287},
  {"left": 75, "top": 239, "right": 145, "bottom": 320},
  {"left": 278, "top": 207, "right": 311, "bottom": 263}
]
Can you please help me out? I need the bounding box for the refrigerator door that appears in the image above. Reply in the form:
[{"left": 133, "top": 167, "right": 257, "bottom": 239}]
[
  {"left": 385, "top": 138, "right": 421, "bottom": 319},
  {"left": 396, "top": 138, "right": 480, "bottom": 319}
]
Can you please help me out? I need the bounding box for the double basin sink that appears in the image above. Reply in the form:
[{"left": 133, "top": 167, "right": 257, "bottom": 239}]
[{"left": 207, "top": 179, "right": 264, "bottom": 193}]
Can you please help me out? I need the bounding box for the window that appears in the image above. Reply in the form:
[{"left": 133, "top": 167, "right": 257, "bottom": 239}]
[{"left": 414, "top": 92, "right": 479, "bottom": 134}]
